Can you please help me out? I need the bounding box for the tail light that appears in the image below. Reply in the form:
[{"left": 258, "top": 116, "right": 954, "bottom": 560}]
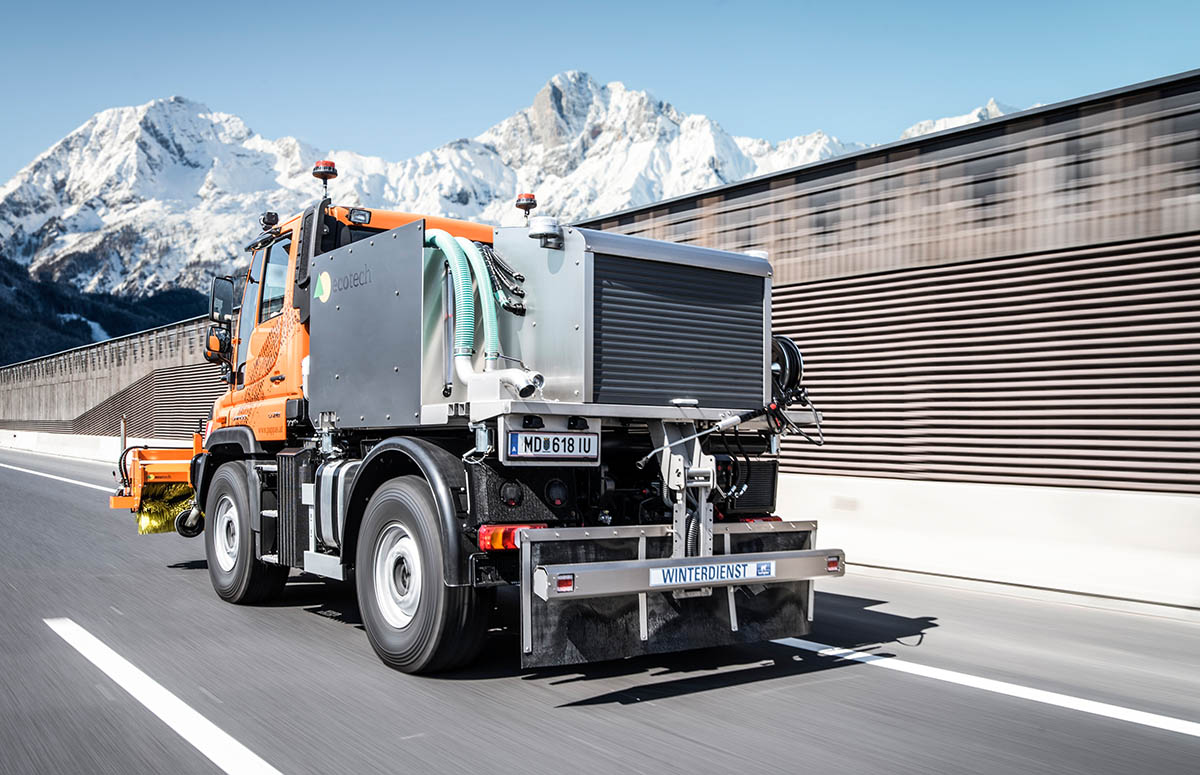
[
  {"left": 477, "top": 523, "right": 546, "bottom": 551},
  {"left": 826, "top": 555, "right": 842, "bottom": 573},
  {"left": 556, "top": 574, "right": 575, "bottom": 593},
  {"left": 738, "top": 516, "right": 782, "bottom": 523}
]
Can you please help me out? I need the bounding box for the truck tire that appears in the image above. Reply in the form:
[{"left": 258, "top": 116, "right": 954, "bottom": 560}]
[
  {"left": 205, "top": 463, "right": 288, "bottom": 604},
  {"left": 356, "top": 475, "right": 490, "bottom": 674}
]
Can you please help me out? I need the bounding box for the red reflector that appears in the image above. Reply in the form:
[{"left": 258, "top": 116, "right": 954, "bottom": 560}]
[
  {"left": 826, "top": 555, "right": 841, "bottom": 573},
  {"left": 477, "top": 524, "right": 546, "bottom": 551},
  {"left": 737, "top": 515, "right": 783, "bottom": 523},
  {"left": 556, "top": 574, "right": 575, "bottom": 593}
]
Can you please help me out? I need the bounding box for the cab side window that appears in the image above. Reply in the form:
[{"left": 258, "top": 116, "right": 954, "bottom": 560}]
[
  {"left": 259, "top": 237, "right": 292, "bottom": 323},
  {"left": 234, "top": 250, "right": 265, "bottom": 387}
]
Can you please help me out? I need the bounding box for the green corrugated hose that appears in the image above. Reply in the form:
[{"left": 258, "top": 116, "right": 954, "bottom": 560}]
[
  {"left": 454, "top": 236, "right": 501, "bottom": 368},
  {"left": 424, "top": 229, "right": 476, "bottom": 358}
]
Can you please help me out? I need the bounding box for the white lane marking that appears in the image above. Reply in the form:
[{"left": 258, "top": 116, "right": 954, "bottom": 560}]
[
  {"left": 0, "top": 445, "right": 113, "bottom": 467},
  {"left": 778, "top": 637, "right": 1200, "bottom": 738},
  {"left": 0, "top": 461, "right": 112, "bottom": 492},
  {"left": 45, "top": 618, "right": 283, "bottom": 775}
]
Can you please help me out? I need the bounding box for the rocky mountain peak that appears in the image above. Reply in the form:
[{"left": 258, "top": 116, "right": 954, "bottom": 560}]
[
  {"left": 899, "top": 97, "right": 1017, "bottom": 140},
  {"left": 0, "top": 71, "right": 1021, "bottom": 298}
]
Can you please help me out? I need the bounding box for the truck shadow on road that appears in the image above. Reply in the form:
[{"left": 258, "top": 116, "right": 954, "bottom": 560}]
[
  {"left": 176, "top": 567, "right": 939, "bottom": 704},
  {"left": 167, "top": 560, "right": 209, "bottom": 571},
  {"left": 810, "top": 591, "right": 938, "bottom": 652},
  {"left": 447, "top": 590, "right": 939, "bottom": 706}
]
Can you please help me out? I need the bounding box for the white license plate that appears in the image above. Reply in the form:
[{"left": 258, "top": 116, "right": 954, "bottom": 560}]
[
  {"left": 507, "top": 431, "right": 599, "bottom": 460},
  {"left": 649, "top": 560, "right": 776, "bottom": 587}
]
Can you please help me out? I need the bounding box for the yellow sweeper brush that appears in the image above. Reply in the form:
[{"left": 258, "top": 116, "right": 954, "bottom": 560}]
[{"left": 135, "top": 483, "right": 194, "bottom": 535}]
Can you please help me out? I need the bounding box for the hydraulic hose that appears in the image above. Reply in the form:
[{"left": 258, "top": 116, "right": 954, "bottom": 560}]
[
  {"left": 425, "top": 229, "right": 544, "bottom": 399},
  {"left": 454, "top": 237, "right": 501, "bottom": 370},
  {"left": 424, "top": 229, "right": 475, "bottom": 358}
]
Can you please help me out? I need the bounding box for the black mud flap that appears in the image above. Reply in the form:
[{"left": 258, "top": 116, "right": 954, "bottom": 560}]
[{"left": 520, "top": 530, "right": 813, "bottom": 669}]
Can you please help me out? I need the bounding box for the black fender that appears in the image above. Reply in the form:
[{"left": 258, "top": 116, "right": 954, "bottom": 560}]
[
  {"left": 342, "top": 437, "right": 471, "bottom": 587},
  {"left": 205, "top": 426, "right": 266, "bottom": 456},
  {"left": 189, "top": 452, "right": 209, "bottom": 508}
]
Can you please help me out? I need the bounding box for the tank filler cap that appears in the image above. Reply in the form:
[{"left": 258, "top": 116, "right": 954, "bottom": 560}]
[{"left": 528, "top": 215, "right": 563, "bottom": 250}]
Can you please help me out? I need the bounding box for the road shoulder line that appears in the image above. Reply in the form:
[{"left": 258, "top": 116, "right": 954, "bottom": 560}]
[
  {"left": 778, "top": 637, "right": 1200, "bottom": 738},
  {"left": 0, "top": 461, "right": 112, "bottom": 492}
]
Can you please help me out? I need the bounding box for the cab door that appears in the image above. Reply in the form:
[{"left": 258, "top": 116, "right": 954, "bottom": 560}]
[{"left": 231, "top": 231, "right": 297, "bottom": 441}]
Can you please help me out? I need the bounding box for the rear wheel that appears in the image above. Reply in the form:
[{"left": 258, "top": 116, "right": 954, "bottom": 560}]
[
  {"left": 204, "top": 463, "right": 288, "bottom": 603},
  {"left": 356, "top": 475, "right": 490, "bottom": 673}
]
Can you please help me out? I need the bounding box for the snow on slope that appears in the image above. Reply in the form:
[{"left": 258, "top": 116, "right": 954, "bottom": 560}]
[
  {"left": 0, "top": 72, "right": 1015, "bottom": 296},
  {"left": 900, "top": 98, "right": 1017, "bottom": 140},
  {"left": 56, "top": 313, "right": 110, "bottom": 343}
]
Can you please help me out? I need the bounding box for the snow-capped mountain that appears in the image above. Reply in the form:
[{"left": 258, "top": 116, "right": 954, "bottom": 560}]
[
  {"left": 0, "top": 72, "right": 1015, "bottom": 296},
  {"left": 900, "top": 98, "right": 1017, "bottom": 140}
]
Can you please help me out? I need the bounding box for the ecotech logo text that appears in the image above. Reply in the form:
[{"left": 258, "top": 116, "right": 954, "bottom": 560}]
[{"left": 314, "top": 265, "right": 373, "bottom": 304}]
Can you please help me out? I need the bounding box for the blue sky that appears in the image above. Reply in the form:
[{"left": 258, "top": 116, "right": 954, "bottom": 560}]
[{"left": 2, "top": 0, "right": 1196, "bottom": 182}]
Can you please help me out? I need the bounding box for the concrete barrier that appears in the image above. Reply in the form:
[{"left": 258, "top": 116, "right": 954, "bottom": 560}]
[
  {"left": 780, "top": 472, "right": 1200, "bottom": 609},
  {"left": 0, "top": 430, "right": 182, "bottom": 466}
]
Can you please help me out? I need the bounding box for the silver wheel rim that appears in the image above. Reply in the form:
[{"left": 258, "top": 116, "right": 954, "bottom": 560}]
[
  {"left": 374, "top": 523, "right": 422, "bottom": 629},
  {"left": 213, "top": 495, "right": 239, "bottom": 573}
]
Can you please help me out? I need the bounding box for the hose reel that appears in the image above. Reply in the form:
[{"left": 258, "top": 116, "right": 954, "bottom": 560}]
[
  {"left": 768, "top": 334, "right": 822, "bottom": 446},
  {"left": 771, "top": 334, "right": 804, "bottom": 403}
]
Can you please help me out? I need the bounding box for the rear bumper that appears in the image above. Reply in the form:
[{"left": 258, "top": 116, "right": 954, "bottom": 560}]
[{"left": 533, "top": 547, "right": 844, "bottom": 600}]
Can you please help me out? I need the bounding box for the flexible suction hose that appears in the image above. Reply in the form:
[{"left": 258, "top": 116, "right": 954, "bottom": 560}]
[
  {"left": 454, "top": 237, "right": 501, "bottom": 370},
  {"left": 424, "top": 229, "right": 475, "bottom": 356},
  {"left": 425, "top": 229, "right": 544, "bottom": 399}
]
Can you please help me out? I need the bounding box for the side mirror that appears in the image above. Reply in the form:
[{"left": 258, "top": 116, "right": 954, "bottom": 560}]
[
  {"left": 203, "top": 325, "right": 231, "bottom": 365},
  {"left": 209, "top": 276, "right": 236, "bottom": 324}
]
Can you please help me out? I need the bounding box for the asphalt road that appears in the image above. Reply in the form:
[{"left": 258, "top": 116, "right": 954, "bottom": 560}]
[{"left": 1, "top": 447, "right": 1197, "bottom": 774}]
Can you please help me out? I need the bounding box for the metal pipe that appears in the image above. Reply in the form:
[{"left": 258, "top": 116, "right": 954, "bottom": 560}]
[
  {"left": 441, "top": 263, "right": 453, "bottom": 397},
  {"left": 635, "top": 408, "right": 764, "bottom": 469}
]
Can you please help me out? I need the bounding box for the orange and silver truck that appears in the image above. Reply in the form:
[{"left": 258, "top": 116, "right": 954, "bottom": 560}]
[{"left": 112, "top": 161, "right": 840, "bottom": 673}]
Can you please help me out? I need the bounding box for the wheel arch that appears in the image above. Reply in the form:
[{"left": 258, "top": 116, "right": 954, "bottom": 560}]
[
  {"left": 193, "top": 427, "right": 269, "bottom": 529},
  {"left": 343, "top": 437, "right": 471, "bottom": 587},
  {"left": 206, "top": 426, "right": 267, "bottom": 457}
]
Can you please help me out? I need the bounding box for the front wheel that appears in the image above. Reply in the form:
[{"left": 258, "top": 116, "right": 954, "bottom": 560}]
[
  {"left": 204, "top": 463, "right": 288, "bottom": 603},
  {"left": 355, "top": 476, "right": 490, "bottom": 674}
]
